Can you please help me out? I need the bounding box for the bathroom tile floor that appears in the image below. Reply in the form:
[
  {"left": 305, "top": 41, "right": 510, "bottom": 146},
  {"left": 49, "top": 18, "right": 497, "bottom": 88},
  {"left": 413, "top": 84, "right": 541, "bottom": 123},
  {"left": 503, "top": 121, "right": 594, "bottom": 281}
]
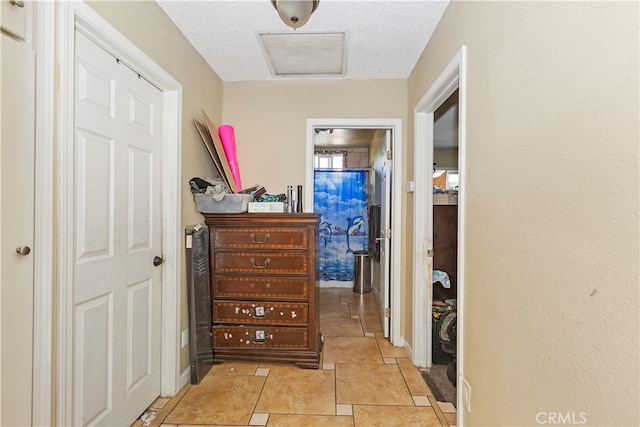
[{"left": 132, "top": 287, "right": 456, "bottom": 427}]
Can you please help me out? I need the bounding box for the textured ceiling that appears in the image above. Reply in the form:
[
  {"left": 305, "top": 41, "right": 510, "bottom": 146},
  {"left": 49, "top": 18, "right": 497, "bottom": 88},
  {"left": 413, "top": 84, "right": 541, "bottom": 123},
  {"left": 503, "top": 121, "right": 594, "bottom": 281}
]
[{"left": 157, "top": 0, "right": 450, "bottom": 82}]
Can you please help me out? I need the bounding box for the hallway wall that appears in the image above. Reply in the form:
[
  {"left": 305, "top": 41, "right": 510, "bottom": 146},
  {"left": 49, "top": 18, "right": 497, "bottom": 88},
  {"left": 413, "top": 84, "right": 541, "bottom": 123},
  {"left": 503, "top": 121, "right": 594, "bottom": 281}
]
[
  {"left": 222, "top": 80, "right": 406, "bottom": 195},
  {"left": 407, "top": 1, "right": 639, "bottom": 425}
]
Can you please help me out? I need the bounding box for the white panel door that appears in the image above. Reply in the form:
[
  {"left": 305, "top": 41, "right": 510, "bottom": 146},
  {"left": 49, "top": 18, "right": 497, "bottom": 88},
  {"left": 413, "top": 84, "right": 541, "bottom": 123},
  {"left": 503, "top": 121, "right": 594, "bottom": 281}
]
[
  {"left": 379, "top": 130, "right": 392, "bottom": 337},
  {"left": 0, "top": 10, "right": 35, "bottom": 426},
  {"left": 74, "top": 31, "right": 163, "bottom": 427}
]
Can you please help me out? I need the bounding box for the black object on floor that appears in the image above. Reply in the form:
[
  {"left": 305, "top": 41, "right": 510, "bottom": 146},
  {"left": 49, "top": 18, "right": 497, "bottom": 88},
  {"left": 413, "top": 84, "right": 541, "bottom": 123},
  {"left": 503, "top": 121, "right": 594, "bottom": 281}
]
[{"left": 432, "top": 317, "right": 453, "bottom": 365}]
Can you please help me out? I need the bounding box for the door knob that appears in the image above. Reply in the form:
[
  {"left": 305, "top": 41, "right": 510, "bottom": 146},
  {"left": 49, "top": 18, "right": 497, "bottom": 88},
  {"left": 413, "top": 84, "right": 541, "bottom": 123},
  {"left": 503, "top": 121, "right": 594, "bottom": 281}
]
[
  {"left": 153, "top": 256, "right": 163, "bottom": 266},
  {"left": 16, "top": 246, "right": 31, "bottom": 256},
  {"left": 10, "top": 0, "right": 25, "bottom": 7}
]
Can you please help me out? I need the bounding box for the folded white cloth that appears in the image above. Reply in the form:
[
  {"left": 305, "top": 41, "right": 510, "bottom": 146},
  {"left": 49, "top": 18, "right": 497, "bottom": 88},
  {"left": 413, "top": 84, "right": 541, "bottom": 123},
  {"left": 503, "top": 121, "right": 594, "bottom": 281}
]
[{"left": 433, "top": 270, "right": 451, "bottom": 288}]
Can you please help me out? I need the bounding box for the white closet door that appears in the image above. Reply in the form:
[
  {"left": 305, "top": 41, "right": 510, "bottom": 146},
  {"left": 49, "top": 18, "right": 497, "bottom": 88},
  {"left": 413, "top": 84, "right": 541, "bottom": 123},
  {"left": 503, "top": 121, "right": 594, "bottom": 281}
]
[
  {"left": 0, "top": 8, "right": 35, "bottom": 426},
  {"left": 74, "top": 31, "right": 163, "bottom": 427}
]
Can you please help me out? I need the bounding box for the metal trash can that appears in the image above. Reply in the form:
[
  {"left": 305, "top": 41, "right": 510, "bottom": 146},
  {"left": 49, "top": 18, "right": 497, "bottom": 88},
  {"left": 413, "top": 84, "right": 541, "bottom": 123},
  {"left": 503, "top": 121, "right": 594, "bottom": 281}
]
[{"left": 353, "top": 250, "right": 371, "bottom": 293}]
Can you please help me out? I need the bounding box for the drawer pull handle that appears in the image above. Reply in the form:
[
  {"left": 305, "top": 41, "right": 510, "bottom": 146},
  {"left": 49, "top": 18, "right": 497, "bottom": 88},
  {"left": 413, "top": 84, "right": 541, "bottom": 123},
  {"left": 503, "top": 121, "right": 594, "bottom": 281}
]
[
  {"left": 253, "top": 330, "right": 266, "bottom": 344},
  {"left": 250, "top": 257, "right": 271, "bottom": 269},
  {"left": 10, "top": 0, "right": 25, "bottom": 7},
  {"left": 250, "top": 233, "right": 270, "bottom": 244},
  {"left": 253, "top": 306, "right": 267, "bottom": 318}
]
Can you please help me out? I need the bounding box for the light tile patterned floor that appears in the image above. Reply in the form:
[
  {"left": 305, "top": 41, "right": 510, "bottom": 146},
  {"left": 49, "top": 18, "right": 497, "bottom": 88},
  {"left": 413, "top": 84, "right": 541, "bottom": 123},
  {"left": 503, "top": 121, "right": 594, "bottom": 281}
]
[{"left": 132, "top": 288, "right": 457, "bottom": 427}]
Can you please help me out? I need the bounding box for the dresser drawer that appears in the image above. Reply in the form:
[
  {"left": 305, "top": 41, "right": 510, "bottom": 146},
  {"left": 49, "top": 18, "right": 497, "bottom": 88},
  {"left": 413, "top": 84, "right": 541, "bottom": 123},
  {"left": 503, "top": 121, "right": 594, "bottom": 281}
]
[
  {"left": 213, "top": 301, "right": 308, "bottom": 325},
  {"left": 212, "top": 326, "right": 308, "bottom": 349},
  {"left": 213, "top": 276, "right": 308, "bottom": 300},
  {"left": 213, "top": 252, "right": 307, "bottom": 274},
  {"left": 213, "top": 227, "right": 308, "bottom": 250}
]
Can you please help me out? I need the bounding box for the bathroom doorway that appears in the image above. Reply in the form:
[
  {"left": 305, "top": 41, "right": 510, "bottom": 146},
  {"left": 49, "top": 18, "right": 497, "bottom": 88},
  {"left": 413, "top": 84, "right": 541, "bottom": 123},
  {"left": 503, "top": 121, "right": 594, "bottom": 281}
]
[{"left": 305, "top": 119, "right": 403, "bottom": 344}]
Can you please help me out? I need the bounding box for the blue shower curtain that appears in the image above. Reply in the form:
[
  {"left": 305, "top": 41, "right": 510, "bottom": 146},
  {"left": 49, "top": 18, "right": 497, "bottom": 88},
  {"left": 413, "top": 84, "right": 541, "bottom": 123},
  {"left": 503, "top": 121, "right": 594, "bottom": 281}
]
[{"left": 314, "top": 170, "right": 368, "bottom": 281}]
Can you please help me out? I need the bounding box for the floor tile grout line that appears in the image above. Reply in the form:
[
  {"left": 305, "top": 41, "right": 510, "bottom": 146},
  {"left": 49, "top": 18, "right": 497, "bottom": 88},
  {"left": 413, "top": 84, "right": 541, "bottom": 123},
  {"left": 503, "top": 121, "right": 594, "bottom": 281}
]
[
  {"left": 147, "top": 382, "right": 191, "bottom": 427},
  {"left": 332, "top": 356, "right": 340, "bottom": 418},
  {"left": 247, "top": 364, "right": 271, "bottom": 426},
  {"left": 428, "top": 395, "right": 450, "bottom": 427},
  {"left": 397, "top": 357, "right": 437, "bottom": 400},
  {"left": 139, "top": 288, "right": 449, "bottom": 426}
]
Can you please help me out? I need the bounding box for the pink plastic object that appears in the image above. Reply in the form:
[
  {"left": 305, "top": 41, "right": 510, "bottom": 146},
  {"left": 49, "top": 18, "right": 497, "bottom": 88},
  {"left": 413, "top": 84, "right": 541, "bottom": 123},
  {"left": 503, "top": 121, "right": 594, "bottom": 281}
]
[{"left": 218, "top": 124, "right": 242, "bottom": 191}]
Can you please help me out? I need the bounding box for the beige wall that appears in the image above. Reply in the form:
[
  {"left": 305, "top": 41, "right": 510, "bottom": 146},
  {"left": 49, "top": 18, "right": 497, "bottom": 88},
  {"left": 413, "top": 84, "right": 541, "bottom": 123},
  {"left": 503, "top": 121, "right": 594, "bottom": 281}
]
[
  {"left": 222, "top": 80, "right": 406, "bottom": 195},
  {"left": 434, "top": 148, "right": 458, "bottom": 170},
  {"left": 408, "top": 1, "right": 639, "bottom": 425},
  {"left": 87, "top": 0, "right": 224, "bottom": 374}
]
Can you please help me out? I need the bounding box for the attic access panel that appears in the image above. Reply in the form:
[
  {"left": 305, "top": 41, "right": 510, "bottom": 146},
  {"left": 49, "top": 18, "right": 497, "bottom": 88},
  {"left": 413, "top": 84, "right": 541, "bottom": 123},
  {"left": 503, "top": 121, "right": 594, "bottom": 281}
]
[{"left": 259, "top": 32, "right": 346, "bottom": 77}]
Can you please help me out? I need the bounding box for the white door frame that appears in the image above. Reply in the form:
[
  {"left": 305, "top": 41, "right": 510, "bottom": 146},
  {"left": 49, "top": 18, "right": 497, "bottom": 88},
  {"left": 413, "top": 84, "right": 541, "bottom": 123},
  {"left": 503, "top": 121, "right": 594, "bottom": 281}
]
[
  {"left": 305, "top": 118, "right": 403, "bottom": 346},
  {"left": 54, "top": 3, "right": 183, "bottom": 425},
  {"left": 412, "top": 46, "right": 466, "bottom": 421}
]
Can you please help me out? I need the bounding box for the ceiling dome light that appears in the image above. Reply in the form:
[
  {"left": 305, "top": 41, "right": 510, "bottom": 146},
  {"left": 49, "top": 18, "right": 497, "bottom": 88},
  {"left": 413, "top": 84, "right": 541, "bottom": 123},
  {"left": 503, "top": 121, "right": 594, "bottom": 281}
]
[{"left": 271, "top": 0, "right": 319, "bottom": 29}]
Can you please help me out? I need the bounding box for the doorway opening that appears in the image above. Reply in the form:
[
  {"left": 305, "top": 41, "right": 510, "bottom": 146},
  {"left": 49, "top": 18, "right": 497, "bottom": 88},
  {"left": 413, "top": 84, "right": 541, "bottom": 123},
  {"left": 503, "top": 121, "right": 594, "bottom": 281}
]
[
  {"left": 425, "top": 88, "right": 459, "bottom": 406},
  {"left": 306, "top": 119, "right": 403, "bottom": 345},
  {"left": 412, "top": 46, "right": 467, "bottom": 422}
]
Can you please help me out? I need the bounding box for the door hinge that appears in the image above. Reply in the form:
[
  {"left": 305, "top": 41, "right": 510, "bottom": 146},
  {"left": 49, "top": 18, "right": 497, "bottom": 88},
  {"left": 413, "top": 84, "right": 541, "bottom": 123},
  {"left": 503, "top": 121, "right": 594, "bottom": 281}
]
[
  {"left": 427, "top": 249, "right": 434, "bottom": 257},
  {"left": 376, "top": 229, "right": 391, "bottom": 241},
  {"left": 386, "top": 150, "right": 392, "bottom": 160},
  {"left": 384, "top": 307, "right": 391, "bottom": 318}
]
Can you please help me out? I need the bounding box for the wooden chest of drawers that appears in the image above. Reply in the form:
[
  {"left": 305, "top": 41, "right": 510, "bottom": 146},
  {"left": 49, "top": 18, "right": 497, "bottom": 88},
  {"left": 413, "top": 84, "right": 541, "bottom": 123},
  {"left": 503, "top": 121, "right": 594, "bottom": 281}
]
[{"left": 203, "top": 213, "right": 321, "bottom": 368}]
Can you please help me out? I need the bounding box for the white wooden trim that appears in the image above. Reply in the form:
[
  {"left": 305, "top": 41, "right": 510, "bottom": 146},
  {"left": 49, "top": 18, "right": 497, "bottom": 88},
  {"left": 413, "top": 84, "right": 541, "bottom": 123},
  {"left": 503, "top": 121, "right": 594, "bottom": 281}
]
[
  {"left": 56, "top": 3, "right": 183, "bottom": 424},
  {"left": 304, "top": 123, "right": 315, "bottom": 214},
  {"left": 56, "top": 3, "right": 76, "bottom": 424},
  {"left": 305, "top": 118, "right": 403, "bottom": 346},
  {"left": 402, "top": 336, "right": 414, "bottom": 361},
  {"left": 412, "top": 111, "right": 433, "bottom": 369},
  {"left": 456, "top": 46, "right": 468, "bottom": 426},
  {"left": 32, "top": 2, "right": 55, "bottom": 425},
  {"left": 389, "top": 124, "right": 403, "bottom": 347},
  {"left": 160, "top": 87, "right": 183, "bottom": 397},
  {"left": 412, "top": 46, "right": 467, "bottom": 424}
]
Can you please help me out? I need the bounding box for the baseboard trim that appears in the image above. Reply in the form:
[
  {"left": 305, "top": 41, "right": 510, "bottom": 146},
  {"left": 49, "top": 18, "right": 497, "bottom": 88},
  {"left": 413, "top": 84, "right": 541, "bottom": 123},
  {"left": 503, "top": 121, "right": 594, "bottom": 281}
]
[
  {"left": 179, "top": 366, "right": 190, "bottom": 391},
  {"left": 402, "top": 336, "right": 414, "bottom": 360}
]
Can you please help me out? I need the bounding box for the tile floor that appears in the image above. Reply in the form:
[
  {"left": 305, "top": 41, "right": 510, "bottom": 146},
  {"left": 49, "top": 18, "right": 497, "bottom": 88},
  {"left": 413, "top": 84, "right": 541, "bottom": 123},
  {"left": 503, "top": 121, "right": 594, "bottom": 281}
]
[{"left": 132, "top": 287, "right": 457, "bottom": 427}]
